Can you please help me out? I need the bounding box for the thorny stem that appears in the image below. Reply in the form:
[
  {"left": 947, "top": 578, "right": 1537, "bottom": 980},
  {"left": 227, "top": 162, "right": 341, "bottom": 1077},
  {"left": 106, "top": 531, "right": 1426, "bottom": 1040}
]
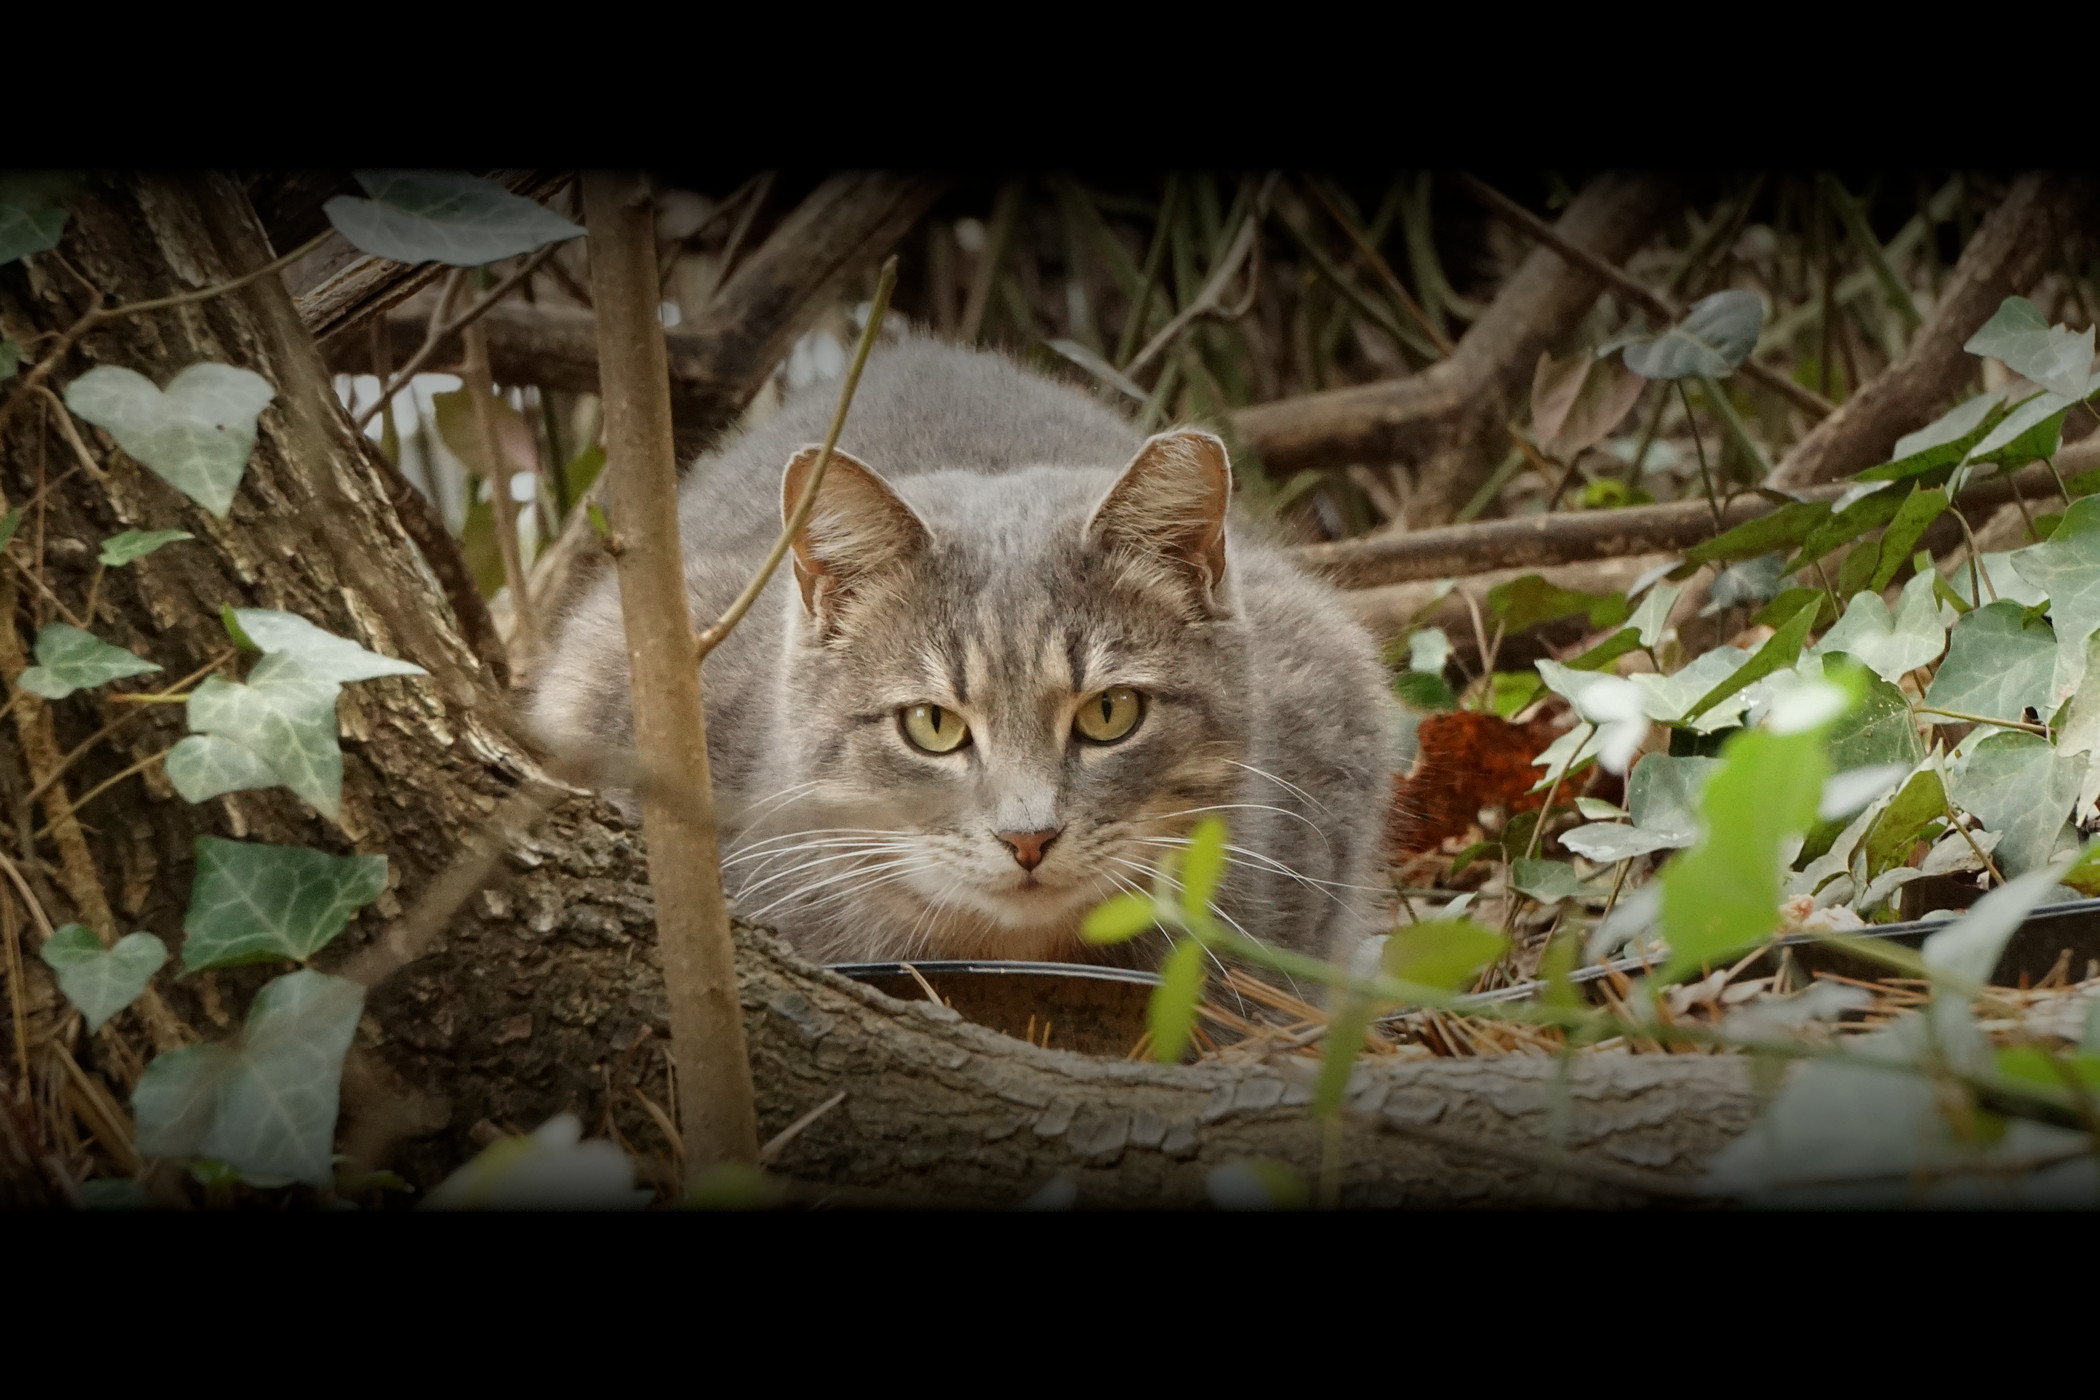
[
  {"left": 1676, "top": 380, "right": 1724, "bottom": 531},
  {"left": 693, "top": 257, "right": 898, "bottom": 660}
]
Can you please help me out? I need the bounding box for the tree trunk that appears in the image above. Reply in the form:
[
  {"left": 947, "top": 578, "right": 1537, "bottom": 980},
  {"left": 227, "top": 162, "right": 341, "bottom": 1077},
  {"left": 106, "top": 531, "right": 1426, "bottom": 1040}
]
[{"left": 0, "top": 173, "right": 1758, "bottom": 1206}]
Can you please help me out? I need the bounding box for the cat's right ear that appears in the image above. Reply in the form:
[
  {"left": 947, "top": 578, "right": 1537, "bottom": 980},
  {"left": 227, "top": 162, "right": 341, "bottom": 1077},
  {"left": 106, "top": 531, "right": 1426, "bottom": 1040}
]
[{"left": 782, "top": 446, "right": 929, "bottom": 623}]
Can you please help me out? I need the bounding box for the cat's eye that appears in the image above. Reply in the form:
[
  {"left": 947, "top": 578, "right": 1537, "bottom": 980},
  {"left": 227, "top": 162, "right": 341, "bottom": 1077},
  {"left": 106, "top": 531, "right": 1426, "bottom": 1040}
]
[
  {"left": 1074, "top": 687, "right": 1143, "bottom": 744},
  {"left": 901, "top": 702, "right": 971, "bottom": 754}
]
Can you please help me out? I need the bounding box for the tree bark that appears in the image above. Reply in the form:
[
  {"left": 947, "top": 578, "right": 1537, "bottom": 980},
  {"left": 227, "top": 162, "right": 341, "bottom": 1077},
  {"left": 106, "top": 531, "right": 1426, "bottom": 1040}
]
[
  {"left": 1229, "top": 174, "right": 1682, "bottom": 524},
  {"left": 0, "top": 173, "right": 1761, "bottom": 1206}
]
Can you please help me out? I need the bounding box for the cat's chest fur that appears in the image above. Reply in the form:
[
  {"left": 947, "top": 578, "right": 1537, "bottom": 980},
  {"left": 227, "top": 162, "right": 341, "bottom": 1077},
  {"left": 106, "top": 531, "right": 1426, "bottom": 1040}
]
[{"left": 532, "top": 333, "right": 1396, "bottom": 967}]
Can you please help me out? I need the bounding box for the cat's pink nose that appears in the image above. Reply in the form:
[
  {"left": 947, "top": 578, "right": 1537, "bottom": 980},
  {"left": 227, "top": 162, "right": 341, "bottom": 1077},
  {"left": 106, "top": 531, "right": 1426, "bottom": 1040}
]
[{"left": 997, "top": 828, "right": 1060, "bottom": 871}]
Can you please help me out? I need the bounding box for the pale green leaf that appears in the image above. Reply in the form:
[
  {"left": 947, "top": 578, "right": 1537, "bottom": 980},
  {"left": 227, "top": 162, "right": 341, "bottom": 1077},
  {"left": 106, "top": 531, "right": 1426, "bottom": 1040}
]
[
  {"left": 1922, "top": 866, "right": 2071, "bottom": 985},
  {"left": 97, "top": 529, "right": 193, "bottom": 567},
  {"left": 1627, "top": 646, "right": 1751, "bottom": 730},
  {"left": 1148, "top": 940, "right": 1207, "bottom": 1063},
  {"left": 1081, "top": 892, "right": 1160, "bottom": 946},
  {"left": 1179, "top": 816, "right": 1228, "bottom": 912},
  {"left": 424, "top": 1112, "right": 650, "bottom": 1210},
  {"left": 133, "top": 968, "right": 363, "bottom": 1188},
  {"left": 2010, "top": 495, "right": 2100, "bottom": 703},
  {"left": 1952, "top": 734, "right": 2083, "bottom": 877},
  {"left": 1509, "top": 858, "right": 1591, "bottom": 903},
  {"left": 164, "top": 734, "right": 282, "bottom": 804},
  {"left": 230, "top": 608, "right": 426, "bottom": 684},
  {"left": 1380, "top": 918, "right": 1507, "bottom": 991},
  {"left": 63, "top": 363, "right": 274, "bottom": 516},
  {"left": 1622, "top": 290, "right": 1763, "bottom": 380},
  {"left": 1856, "top": 392, "right": 2005, "bottom": 482},
  {"left": 16, "top": 623, "right": 160, "bottom": 699},
  {"left": 324, "top": 171, "right": 584, "bottom": 268},
  {"left": 1682, "top": 596, "right": 1819, "bottom": 725},
  {"left": 1965, "top": 389, "right": 2069, "bottom": 465},
  {"left": 40, "top": 924, "right": 167, "bottom": 1033},
  {"left": 2054, "top": 631, "right": 2100, "bottom": 824},
  {"left": 1407, "top": 627, "right": 1453, "bottom": 674},
  {"left": 185, "top": 654, "right": 343, "bottom": 819},
  {"left": 1815, "top": 571, "right": 1949, "bottom": 684},
  {"left": 1963, "top": 297, "right": 2096, "bottom": 401},
  {"left": 1971, "top": 553, "right": 2049, "bottom": 608},
  {"left": 1560, "top": 753, "right": 1718, "bottom": 862},
  {"left": 180, "top": 837, "right": 388, "bottom": 972},
  {"left": 1923, "top": 600, "right": 2056, "bottom": 725},
  {"left": 1628, "top": 580, "right": 1683, "bottom": 646}
]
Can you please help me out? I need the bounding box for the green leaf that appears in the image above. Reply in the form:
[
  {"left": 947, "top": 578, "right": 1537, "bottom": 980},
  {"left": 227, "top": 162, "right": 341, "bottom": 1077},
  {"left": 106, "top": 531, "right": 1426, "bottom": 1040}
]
[
  {"left": 40, "top": 924, "right": 167, "bottom": 1034},
  {"left": 1684, "top": 501, "right": 1830, "bottom": 565},
  {"left": 2010, "top": 495, "right": 2100, "bottom": 703},
  {"left": 0, "top": 339, "right": 19, "bottom": 382},
  {"left": 586, "top": 503, "right": 611, "bottom": 539},
  {"left": 1965, "top": 390, "right": 2070, "bottom": 467},
  {"left": 1314, "top": 993, "right": 1376, "bottom": 1118},
  {"left": 1869, "top": 487, "right": 1948, "bottom": 591},
  {"left": 1489, "top": 670, "right": 1545, "bottom": 718},
  {"left": 1963, "top": 296, "right": 2096, "bottom": 401},
  {"left": 0, "top": 174, "right": 68, "bottom": 265},
  {"left": 180, "top": 837, "right": 388, "bottom": 972},
  {"left": 164, "top": 734, "right": 283, "bottom": 805},
  {"left": 1621, "top": 289, "right": 1763, "bottom": 380},
  {"left": 63, "top": 363, "right": 274, "bottom": 517},
  {"left": 1381, "top": 918, "right": 1507, "bottom": 992},
  {"left": 1081, "top": 892, "right": 1160, "bottom": 945},
  {"left": 219, "top": 604, "right": 258, "bottom": 651},
  {"left": 1952, "top": 734, "right": 2083, "bottom": 877},
  {"left": 1179, "top": 816, "right": 1228, "bottom": 912},
  {"left": 1682, "top": 595, "right": 1819, "bottom": 725},
  {"left": 133, "top": 968, "right": 364, "bottom": 1188},
  {"left": 1148, "top": 940, "right": 1208, "bottom": 1063},
  {"left": 1509, "top": 858, "right": 1591, "bottom": 903},
  {"left": 323, "top": 171, "right": 584, "bottom": 268},
  {"left": 185, "top": 654, "right": 344, "bottom": 820},
  {"left": 1661, "top": 725, "right": 1831, "bottom": 981},
  {"left": 16, "top": 623, "right": 160, "bottom": 699},
  {"left": 1563, "top": 627, "right": 1642, "bottom": 672},
  {"left": 1486, "top": 575, "right": 1630, "bottom": 635},
  {"left": 1861, "top": 770, "right": 1946, "bottom": 882},
  {"left": 1923, "top": 600, "right": 2056, "bottom": 725},
  {"left": 1814, "top": 570, "right": 1949, "bottom": 684},
  {"left": 1754, "top": 588, "right": 1835, "bottom": 630},
  {"left": 1393, "top": 671, "right": 1457, "bottom": 711},
  {"left": 231, "top": 608, "right": 426, "bottom": 684},
  {"left": 97, "top": 530, "right": 193, "bottom": 567},
  {"left": 564, "top": 444, "right": 606, "bottom": 505},
  {"left": 1787, "top": 485, "right": 1907, "bottom": 574},
  {"left": 1855, "top": 393, "right": 2006, "bottom": 482},
  {"left": 425, "top": 1112, "right": 652, "bottom": 1210},
  {"left": 2061, "top": 841, "right": 2100, "bottom": 898},
  {"left": 1561, "top": 753, "right": 1719, "bottom": 862},
  {"left": 1627, "top": 581, "right": 1683, "bottom": 646}
]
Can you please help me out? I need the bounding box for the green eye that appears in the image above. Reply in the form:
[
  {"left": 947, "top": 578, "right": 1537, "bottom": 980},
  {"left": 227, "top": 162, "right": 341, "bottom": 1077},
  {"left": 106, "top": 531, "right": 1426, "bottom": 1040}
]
[
  {"left": 901, "top": 703, "right": 971, "bottom": 754},
  {"left": 1074, "top": 687, "right": 1143, "bottom": 744}
]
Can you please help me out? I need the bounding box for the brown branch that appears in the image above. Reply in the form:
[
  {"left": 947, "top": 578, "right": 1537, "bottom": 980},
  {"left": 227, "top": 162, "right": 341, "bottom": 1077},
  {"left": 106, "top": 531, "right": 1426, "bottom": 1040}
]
[
  {"left": 582, "top": 171, "right": 759, "bottom": 1173},
  {"left": 1230, "top": 173, "right": 1682, "bottom": 524},
  {"left": 1452, "top": 172, "right": 1835, "bottom": 422},
  {"left": 1768, "top": 173, "right": 2093, "bottom": 491},
  {"left": 1291, "top": 453, "right": 2093, "bottom": 589}
]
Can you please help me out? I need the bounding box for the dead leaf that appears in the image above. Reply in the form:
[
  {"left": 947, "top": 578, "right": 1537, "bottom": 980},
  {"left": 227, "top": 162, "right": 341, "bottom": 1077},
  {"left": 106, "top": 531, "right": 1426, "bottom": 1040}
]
[{"left": 1530, "top": 351, "right": 1647, "bottom": 462}]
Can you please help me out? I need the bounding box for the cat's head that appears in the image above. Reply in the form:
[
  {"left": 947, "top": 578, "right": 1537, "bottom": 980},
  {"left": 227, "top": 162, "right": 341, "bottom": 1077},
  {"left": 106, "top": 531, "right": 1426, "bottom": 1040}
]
[{"left": 733, "top": 430, "right": 1249, "bottom": 959}]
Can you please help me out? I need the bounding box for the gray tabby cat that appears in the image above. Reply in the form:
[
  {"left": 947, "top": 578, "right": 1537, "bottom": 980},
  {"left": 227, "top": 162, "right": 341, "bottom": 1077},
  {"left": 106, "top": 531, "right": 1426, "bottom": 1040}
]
[{"left": 531, "top": 333, "right": 1395, "bottom": 967}]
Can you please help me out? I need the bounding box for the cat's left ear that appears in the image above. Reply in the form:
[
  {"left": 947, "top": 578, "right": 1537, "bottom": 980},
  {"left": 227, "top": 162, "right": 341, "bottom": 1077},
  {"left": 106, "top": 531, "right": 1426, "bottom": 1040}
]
[
  {"left": 1087, "top": 429, "right": 1233, "bottom": 616},
  {"left": 782, "top": 445, "right": 929, "bottom": 624}
]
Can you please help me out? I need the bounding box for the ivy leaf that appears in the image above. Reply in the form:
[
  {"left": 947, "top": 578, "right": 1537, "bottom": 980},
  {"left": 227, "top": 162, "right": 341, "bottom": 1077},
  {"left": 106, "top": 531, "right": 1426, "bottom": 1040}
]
[
  {"left": 1682, "top": 595, "right": 1820, "bottom": 725},
  {"left": 1964, "top": 389, "right": 2069, "bottom": 467},
  {"left": 1855, "top": 393, "right": 2005, "bottom": 482},
  {"left": 1813, "top": 571, "right": 1949, "bottom": 684},
  {"left": 1627, "top": 580, "right": 1683, "bottom": 646},
  {"left": 132, "top": 968, "right": 364, "bottom": 1188},
  {"left": 1381, "top": 918, "right": 1507, "bottom": 991},
  {"left": 1621, "top": 290, "right": 1764, "bottom": 380},
  {"left": 1485, "top": 575, "right": 1629, "bottom": 634},
  {"left": 1081, "top": 892, "right": 1160, "bottom": 946},
  {"left": 1561, "top": 754, "right": 1719, "bottom": 862},
  {"left": 1786, "top": 484, "right": 1907, "bottom": 574},
  {"left": 1393, "top": 671, "right": 1458, "bottom": 711},
  {"left": 1869, "top": 487, "right": 1948, "bottom": 591},
  {"left": 1624, "top": 647, "right": 1751, "bottom": 731},
  {"left": 1952, "top": 734, "right": 2083, "bottom": 878},
  {"left": 1963, "top": 297, "right": 2096, "bottom": 401},
  {"left": 1661, "top": 725, "right": 1832, "bottom": 982},
  {"left": 63, "top": 364, "right": 274, "bottom": 517},
  {"left": 1509, "top": 858, "right": 1592, "bottom": 904},
  {"left": 2054, "top": 632, "right": 2100, "bottom": 824},
  {"left": 230, "top": 608, "right": 426, "bottom": 684},
  {"left": 324, "top": 171, "right": 584, "bottom": 268},
  {"left": 1703, "top": 553, "right": 1787, "bottom": 616},
  {"left": 1683, "top": 501, "right": 1829, "bottom": 566},
  {"left": 1861, "top": 769, "right": 1947, "bottom": 882},
  {"left": 185, "top": 654, "right": 344, "bottom": 820},
  {"left": 1562, "top": 628, "right": 1642, "bottom": 672},
  {"left": 2010, "top": 495, "right": 2100, "bottom": 703},
  {"left": 40, "top": 924, "right": 167, "bottom": 1034},
  {"left": 0, "top": 174, "right": 68, "bottom": 265},
  {"left": 1489, "top": 670, "right": 1544, "bottom": 718},
  {"left": 1148, "top": 940, "right": 1207, "bottom": 1064},
  {"left": 164, "top": 734, "right": 283, "bottom": 805},
  {"left": 16, "top": 623, "right": 160, "bottom": 699},
  {"left": 180, "top": 837, "right": 388, "bottom": 972},
  {"left": 1407, "top": 627, "right": 1453, "bottom": 674},
  {"left": 1923, "top": 600, "right": 2056, "bottom": 726},
  {"left": 97, "top": 529, "right": 193, "bottom": 567}
]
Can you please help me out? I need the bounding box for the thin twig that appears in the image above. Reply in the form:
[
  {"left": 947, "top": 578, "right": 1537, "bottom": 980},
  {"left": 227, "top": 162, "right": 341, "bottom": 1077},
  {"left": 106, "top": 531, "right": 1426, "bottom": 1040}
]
[
  {"left": 1304, "top": 176, "right": 1453, "bottom": 357},
  {"left": 692, "top": 257, "right": 899, "bottom": 659},
  {"left": 1915, "top": 706, "right": 2049, "bottom": 735},
  {"left": 1124, "top": 173, "right": 1279, "bottom": 379},
  {"left": 104, "top": 229, "right": 336, "bottom": 321},
  {"left": 757, "top": 1090, "right": 846, "bottom": 1167},
  {"left": 352, "top": 244, "right": 564, "bottom": 433},
  {"left": 1676, "top": 380, "right": 1725, "bottom": 530},
  {"left": 32, "top": 747, "right": 172, "bottom": 842}
]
